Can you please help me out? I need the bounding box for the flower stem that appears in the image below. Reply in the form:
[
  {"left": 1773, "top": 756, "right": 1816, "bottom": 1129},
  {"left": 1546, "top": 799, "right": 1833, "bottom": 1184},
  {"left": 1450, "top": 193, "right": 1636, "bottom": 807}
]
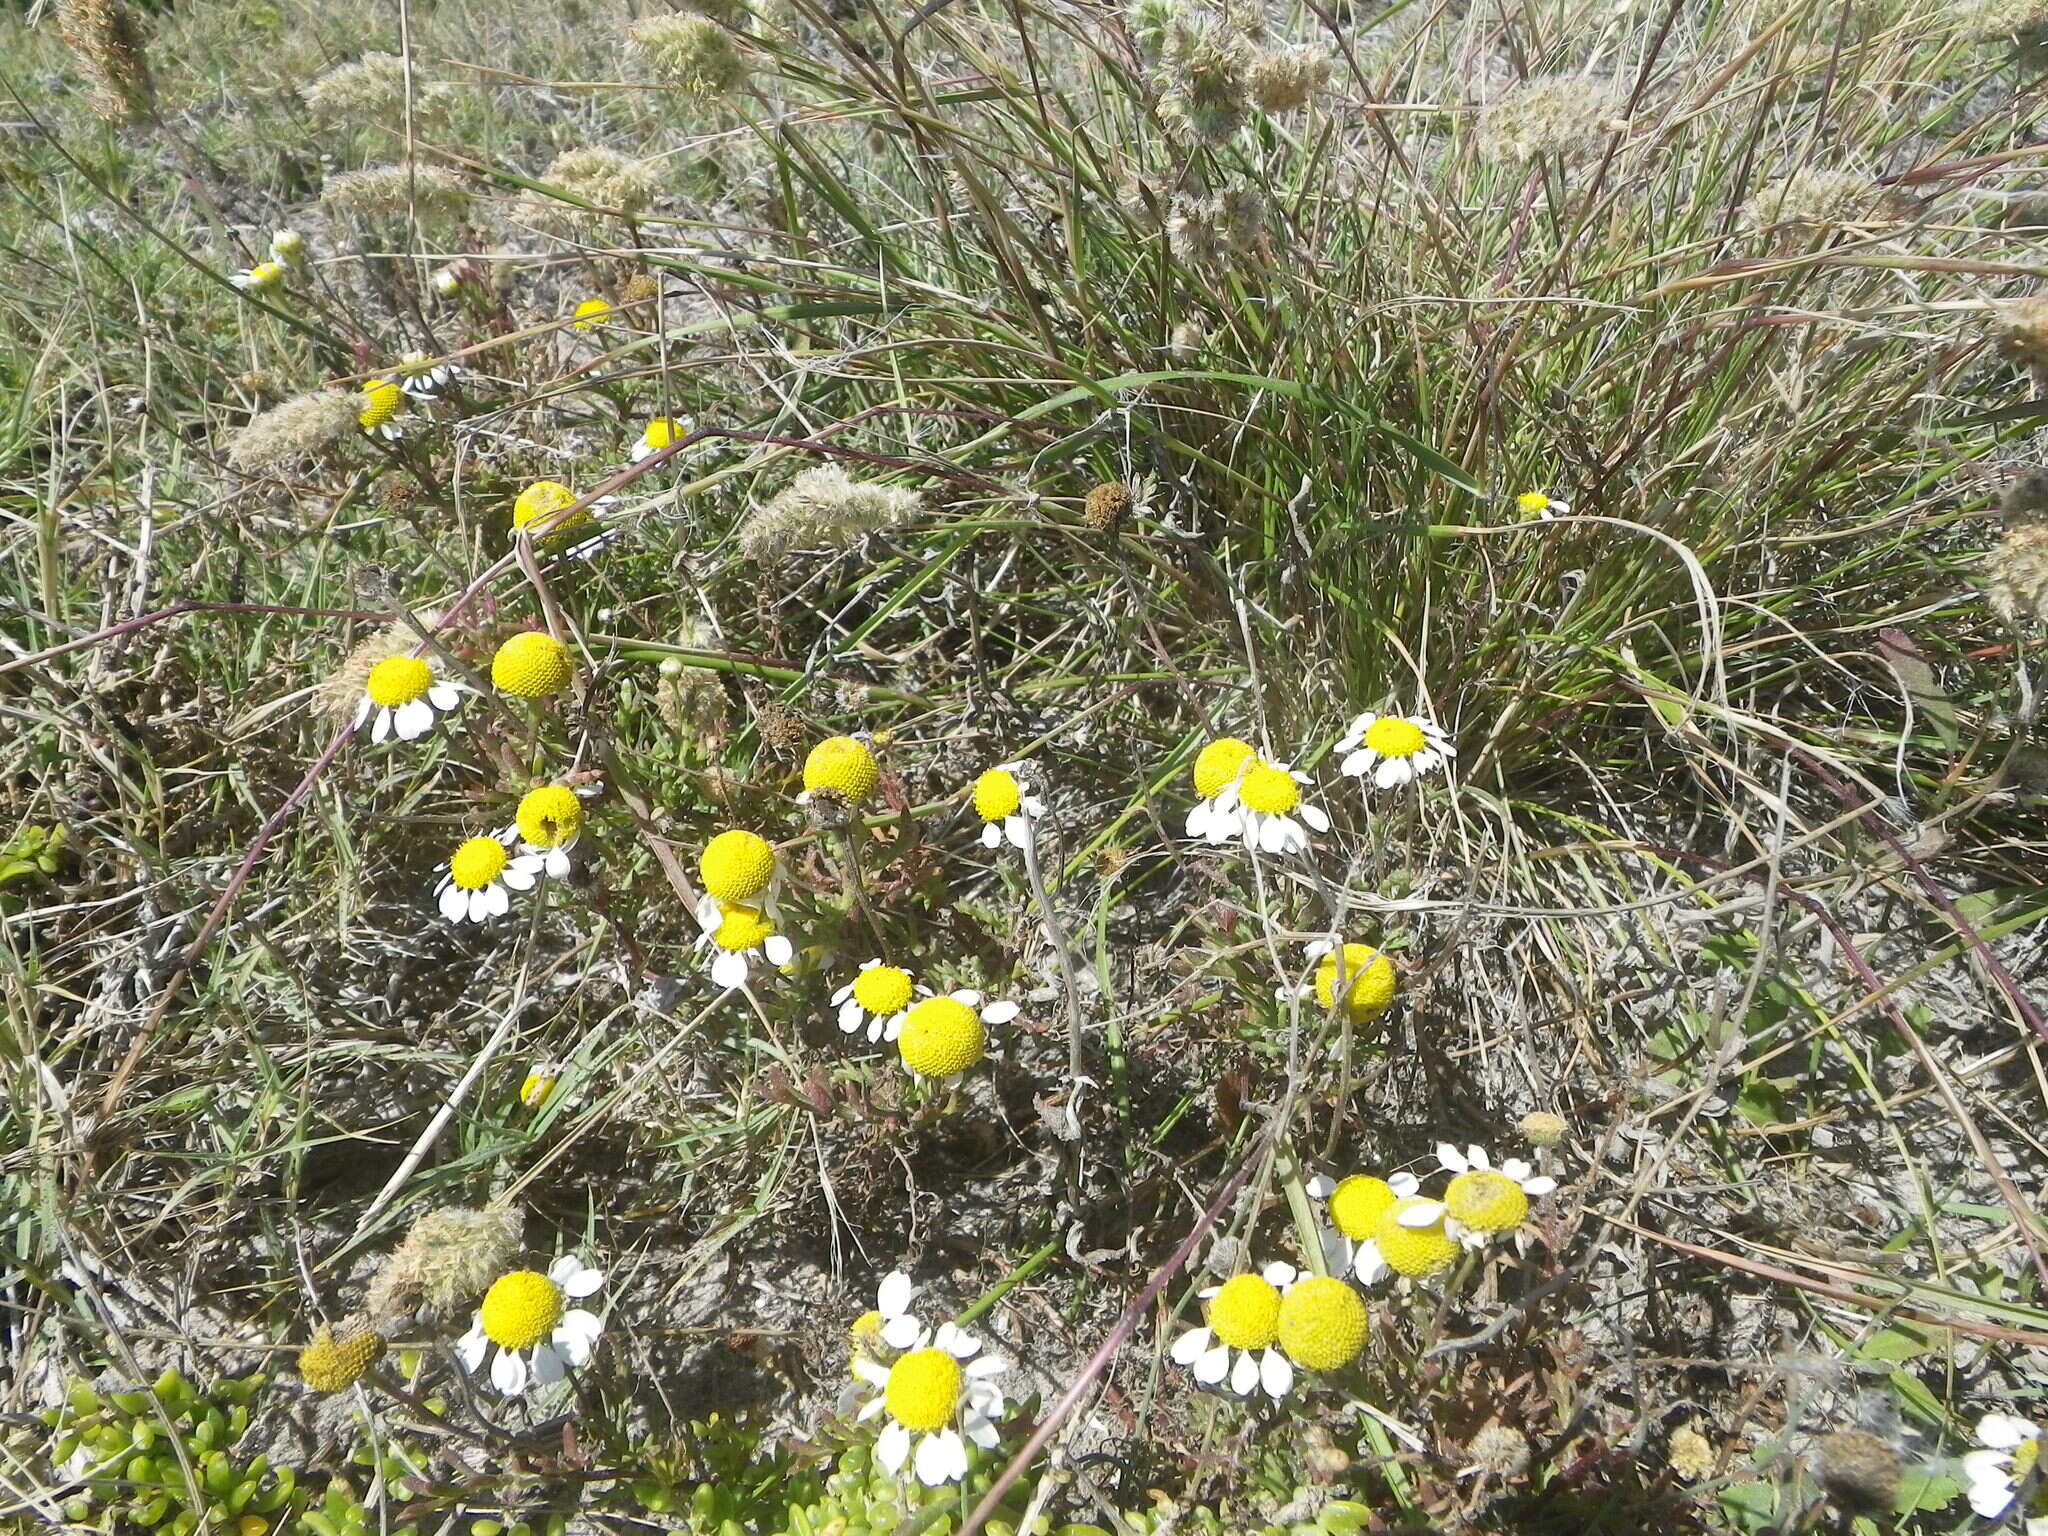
[{"left": 1020, "top": 810, "right": 1086, "bottom": 1087}]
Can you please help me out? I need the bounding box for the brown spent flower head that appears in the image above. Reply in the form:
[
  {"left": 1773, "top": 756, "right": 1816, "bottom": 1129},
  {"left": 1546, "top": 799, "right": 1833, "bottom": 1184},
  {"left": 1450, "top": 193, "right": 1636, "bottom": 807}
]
[
  {"left": 1159, "top": 20, "right": 1251, "bottom": 145},
  {"left": 655, "top": 619, "right": 727, "bottom": 733},
  {"left": 1083, "top": 480, "right": 1134, "bottom": 533},
  {"left": 228, "top": 391, "right": 362, "bottom": 472},
  {"left": 739, "top": 465, "right": 922, "bottom": 560},
  {"left": 1247, "top": 46, "right": 1329, "bottom": 114},
  {"left": 57, "top": 0, "right": 153, "bottom": 122},
  {"left": 1954, "top": 0, "right": 2048, "bottom": 39},
  {"left": 1814, "top": 1429, "right": 1903, "bottom": 1516},
  {"left": 322, "top": 164, "right": 472, "bottom": 226},
  {"left": 298, "top": 1324, "right": 386, "bottom": 1394},
  {"left": 619, "top": 271, "right": 663, "bottom": 317},
  {"left": 1995, "top": 296, "right": 2048, "bottom": 374},
  {"left": 1741, "top": 167, "right": 1874, "bottom": 231},
  {"left": 1466, "top": 1422, "right": 1532, "bottom": 1480},
  {"left": 627, "top": 14, "right": 750, "bottom": 95},
  {"left": 1667, "top": 1421, "right": 1717, "bottom": 1481},
  {"left": 1999, "top": 471, "right": 2048, "bottom": 524},
  {"left": 1986, "top": 522, "right": 2048, "bottom": 627},
  {"left": 1166, "top": 194, "right": 1227, "bottom": 267},
  {"left": 363, "top": 1204, "right": 522, "bottom": 1322},
  {"left": 1518, "top": 1110, "right": 1568, "bottom": 1148},
  {"left": 752, "top": 695, "right": 808, "bottom": 753},
  {"left": 303, "top": 52, "right": 451, "bottom": 127},
  {"left": 1476, "top": 75, "right": 1619, "bottom": 163},
  {"left": 520, "top": 147, "right": 663, "bottom": 234}
]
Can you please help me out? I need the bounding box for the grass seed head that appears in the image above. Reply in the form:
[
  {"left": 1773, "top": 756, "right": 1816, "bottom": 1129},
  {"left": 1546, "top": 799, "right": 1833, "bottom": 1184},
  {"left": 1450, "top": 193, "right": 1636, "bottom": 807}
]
[
  {"left": 303, "top": 52, "right": 449, "bottom": 126},
  {"left": 322, "top": 164, "right": 472, "bottom": 226},
  {"left": 1954, "top": 0, "right": 2048, "bottom": 38},
  {"left": 740, "top": 465, "right": 921, "bottom": 559},
  {"left": 1476, "top": 75, "right": 1618, "bottom": 163},
  {"left": 227, "top": 391, "right": 361, "bottom": 472},
  {"left": 1742, "top": 167, "right": 1874, "bottom": 231},
  {"left": 57, "top": 0, "right": 153, "bottom": 122},
  {"left": 1814, "top": 1429, "right": 1903, "bottom": 1515},
  {"left": 1247, "top": 46, "right": 1328, "bottom": 113},
  {"left": 627, "top": 14, "right": 750, "bottom": 95},
  {"left": 1159, "top": 19, "right": 1252, "bottom": 145},
  {"left": 1467, "top": 1422, "right": 1532, "bottom": 1480},
  {"left": 1083, "top": 480, "right": 1133, "bottom": 533},
  {"left": 364, "top": 1204, "right": 523, "bottom": 1323},
  {"left": 1985, "top": 523, "right": 2048, "bottom": 626},
  {"left": 1995, "top": 296, "right": 2048, "bottom": 374}
]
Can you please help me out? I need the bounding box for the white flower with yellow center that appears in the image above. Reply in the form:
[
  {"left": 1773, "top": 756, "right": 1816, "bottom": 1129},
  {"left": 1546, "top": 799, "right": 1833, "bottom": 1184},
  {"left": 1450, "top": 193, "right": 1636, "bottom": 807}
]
[
  {"left": 395, "top": 349, "right": 462, "bottom": 401},
  {"left": 1516, "top": 490, "right": 1569, "bottom": 521},
  {"left": 1335, "top": 711, "right": 1455, "bottom": 791},
  {"left": 351, "top": 653, "right": 463, "bottom": 744},
  {"left": 1208, "top": 759, "right": 1328, "bottom": 855},
  {"left": 1305, "top": 1170, "right": 1420, "bottom": 1280},
  {"left": 694, "top": 897, "right": 794, "bottom": 987},
  {"left": 631, "top": 415, "right": 693, "bottom": 463},
  {"left": 1351, "top": 1195, "right": 1463, "bottom": 1287},
  {"left": 1435, "top": 1143, "right": 1555, "bottom": 1250},
  {"left": 1965, "top": 1413, "right": 2047, "bottom": 1530},
  {"left": 512, "top": 479, "right": 621, "bottom": 561},
  {"left": 507, "top": 783, "right": 584, "bottom": 878},
  {"left": 357, "top": 378, "right": 407, "bottom": 441},
  {"left": 1185, "top": 736, "right": 1260, "bottom": 843},
  {"left": 832, "top": 959, "right": 927, "bottom": 1042},
  {"left": 231, "top": 260, "right": 287, "bottom": 294},
  {"left": 850, "top": 1271, "right": 1007, "bottom": 1486},
  {"left": 435, "top": 833, "right": 547, "bottom": 924},
  {"left": 971, "top": 762, "right": 1045, "bottom": 850},
  {"left": 895, "top": 990, "right": 1018, "bottom": 1085},
  {"left": 456, "top": 1256, "right": 604, "bottom": 1397},
  {"left": 1169, "top": 1262, "right": 1301, "bottom": 1397},
  {"left": 698, "top": 828, "right": 781, "bottom": 917}
]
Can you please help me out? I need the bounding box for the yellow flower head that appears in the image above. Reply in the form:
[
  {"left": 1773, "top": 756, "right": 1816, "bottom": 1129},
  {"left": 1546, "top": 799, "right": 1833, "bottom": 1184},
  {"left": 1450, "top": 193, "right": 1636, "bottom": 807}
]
[
  {"left": 519, "top": 1067, "right": 559, "bottom": 1108},
  {"left": 448, "top": 836, "right": 510, "bottom": 891},
  {"left": 298, "top": 1325, "right": 386, "bottom": 1394},
  {"left": 710, "top": 902, "right": 776, "bottom": 953},
  {"left": 883, "top": 1348, "right": 961, "bottom": 1432},
  {"left": 479, "top": 1270, "right": 563, "bottom": 1351},
  {"left": 643, "top": 416, "right": 683, "bottom": 450},
  {"left": 516, "top": 785, "right": 582, "bottom": 848},
  {"left": 492, "top": 631, "right": 572, "bottom": 698},
  {"left": 1193, "top": 736, "right": 1258, "bottom": 799},
  {"left": 1313, "top": 944, "right": 1396, "bottom": 1022},
  {"left": 1373, "top": 1198, "right": 1460, "bottom": 1279},
  {"left": 571, "top": 296, "right": 613, "bottom": 329},
  {"left": 1327, "top": 1175, "right": 1401, "bottom": 1240},
  {"left": 365, "top": 654, "right": 431, "bottom": 708},
  {"left": 700, "top": 829, "right": 776, "bottom": 904},
  {"left": 1276, "top": 1276, "right": 1367, "bottom": 1370},
  {"left": 802, "top": 735, "right": 879, "bottom": 805},
  {"left": 513, "top": 480, "right": 591, "bottom": 539},
  {"left": 1444, "top": 1170, "right": 1529, "bottom": 1236},
  {"left": 898, "top": 995, "right": 984, "bottom": 1078},
  {"left": 358, "top": 378, "right": 403, "bottom": 431},
  {"left": 973, "top": 768, "right": 1022, "bottom": 822},
  {"left": 853, "top": 964, "right": 914, "bottom": 1014},
  {"left": 1205, "top": 1273, "right": 1281, "bottom": 1351},
  {"left": 1236, "top": 763, "right": 1300, "bottom": 816}
]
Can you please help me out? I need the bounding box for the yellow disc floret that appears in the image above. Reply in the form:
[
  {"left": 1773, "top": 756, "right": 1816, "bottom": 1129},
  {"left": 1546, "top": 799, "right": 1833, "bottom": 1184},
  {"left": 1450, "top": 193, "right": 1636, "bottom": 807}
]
[
  {"left": 1327, "top": 1175, "right": 1400, "bottom": 1241},
  {"left": 1193, "top": 737, "right": 1258, "bottom": 799},
  {"left": 572, "top": 296, "right": 612, "bottom": 329},
  {"left": 478, "top": 1270, "right": 563, "bottom": 1351},
  {"left": 883, "top": 1348, "right": 962, "bottom": 1433},
  {"left": 1363, "top": 717, "right": 1428, "bottom": 757},
  {"left": 449, "top": 837, "right": 510, "bottom": 891},
  {"left": 643, "top": 416, "right": 683, "bottom": 450},
  {"left": 513, "top": 480, "right": 590, "bottom": 539},
  {"left": 1444, "top": 1170, "right": 1529, "bottom": 1236},
  {"left": 516, "top": 785, "right": 582, "bottom": 848},
  {"left": 358, "top": 378, "right": 402, "bottom": 431},
  {"left": 803, "top": 736, "right": 879, "bottom": 805},
  {"left": 1236, "top": 764, "right": 1300, "bottom": 815},
  {"left": 973, "top": 768, "right": 1022, "bottom": 822},
  {"left": 852, "top": 964, "right": 914, "bottom": 1015},
  {"left": 1373, "top": 1198, "right": 1460, "bottom": 1279},
  {"left": 1276, "top": 1276, "right": 1368, "bottom": 1371},
  {"left": 1206, "top": 1273, "right": 1282, "bottom": 1351},
  {"left": 1516, "top": 491, "right": 1554, "bottom": 517},
  {"left": 898, "top": 996, "right": 985, "bottom": 1078},
  {"left": 710, "top": 902, "right": 775, "bottom": 953},
  {"left": 298, "top": 1326, "right": 386, "bottom": 1394},
  {"left": 1313, "top": 944, "right": 1397, "bottom": 1022},
  {"left": 492, "top": 632, "right": 572, "bottom": 698},
  {"left": 700, "top": 829, "right": 776, "bottom": 903},
  {"left": 365, "top": 654, "right": 432, "bottom": 708}
]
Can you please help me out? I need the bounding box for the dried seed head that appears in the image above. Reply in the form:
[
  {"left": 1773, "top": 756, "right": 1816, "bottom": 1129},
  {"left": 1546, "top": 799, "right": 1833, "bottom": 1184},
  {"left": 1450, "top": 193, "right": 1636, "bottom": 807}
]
[
  {"left": 1466, "top": 1422, "right": 1532, "bottom": 1480},
  {"left": 619, "top": 271, "right": 663, "bottom": 314},
  {"left": 1995, "top": 296, "right": 2048, "bottom": 374},
  {"left": 1741, "top": 167, "right": 1874, "bottom": 231},
  {"left": 1986, "top": 523, "right": 2048, "bottom": 627},
  {"left": 227, "top": 391, "right": 362, "bottom": 472},
  {"left": 298, "top": 1323, "right": 386, "bottom": 1394},
  {"left": 739, "top": 465, "right": 921, "bottom": 560},
  {"left": 627, "top": 13, "right": 750, "bottom": 95},
  {"left": 322, "top": 165, "right": 472, "bottom": 226},
  {"left": 1083, "top": 480, "right": 1134, "bottom": 533},
  {"left": 655, "top": 619, "right": 727, "bottom": 733},
  {"left": 520, "top": 147, "right": 664, "bottom": 236},
  {"left": 1167, "top": 194, "right": 1227, "bottom": 267},
  {"left": 1159, "top": 21, "right": 1251, "bottom": 145},
  {"left": 1814, "top": 1430, "right": 1902, "bottom": 1515},
  {"left": 303, "top": 52, "right": 450, "bottom": 127},
  {"left": 2000, "top": 471, "right": 2048, "bottom": 524},
  {"left": 363, "top": 1204, "right": 522, "bottom": 1323},
  {"left": 57, "top": 0, "right": 153, "bottom": 122},
  {"left": 1954, "top": 0, "right": 2048, "bottom": 39},
  {"left": 1476, "top": 75, "right": 1618, "bottom": 163},
  {"left": 1247, "top": 46, "right": 1328, "bottom": 113},
  {"left": 1667, "top": 1421, "right": 1717, "bottom": 1482},
  {"left": 752, "top": 696, "right": 807, "bottom": 753},
  {"left": 375, "top": 476, "right": 422, "bottom": 518},
  {"left": 1518, "top": 1110, "right": 1568, "bottom": 1148}
]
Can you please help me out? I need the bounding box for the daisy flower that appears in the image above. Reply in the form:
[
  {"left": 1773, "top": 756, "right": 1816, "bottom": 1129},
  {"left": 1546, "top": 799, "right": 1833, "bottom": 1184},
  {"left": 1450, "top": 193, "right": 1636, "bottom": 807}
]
[
  {"left": 358, "top": 378, "right": 407, "bottom": 440},
  {"left": 1964, "top": 1413, "right": 2046, "bottom": 1530},
  {"left": 1354, "top": 1196, "right": 1462, "bottom": 1286},
  {"left": 1306, "top": 1170, "right": 1420, "bottom": 1281},
  {"left": 1209, "top": 759, "right": 1329, "bottom": 855},
  {"left": 1436, "top": 1143, "right": 1556, "bottom": 1249},
  {"left": 511, "top": 479, "right": 618, "bottom": 559},
  {"left": 694, "top": 898, "right": 793, "bottom": 987},
  {"left": 896, "top": 990, "right": 1018, "bottom": 1085},
  {"left": 1185, "top": 735, "right": 1259, "bottom": 843},
  {"left": 231, "top": 260, "right": 286, "bottom": 294},
  {"left": 1282, "top": 941, "right": 1397, "bottom": 1025},
  {"left": 268, "top": 229, "right": 305, "bottom": 267},
  {"left": 1516, "top": 490, "right": 1569, "bottom": 520},
  {"left": 570, "top": 296, "right": 614, "bottom": 330},
  {"left": 435, "top": 833, "right": 546, "bottom": 924},
  {"left": 833, "top": 959, "right": 927, "bottom": 1042},
  {"left": 491, "top": 631, "right": 573, "bottom": 699},
  {"left": 1169, "top": 1262, "right": 1300, "bottom": 1398},
  {"left": 394, "top": 349, "right": 462, "bottom": 401},
  {"left": 971, "top": 761, "right": 1044, "bottom": 850},
  {"left": 631, "top": 415, "right": 692, "bottom": 463},
  {"left": 850, "top": 1272, "right": 1007, "bottom": 1486},
  {"left": 510, "top": 783, "right": 584, "bottom": 878},
  {"left": 456, "top": 1256, "right": 604, "bottom": 1396},
  {"left": 798, "top": 735, "right": 880, "bottom": 810},
  {"left": 1274, "top": 1273, "right": 1370, "bottom": 1374},
  {"left": 1334, "top": 711, "right": 1455, "bottom": 791},
  {"left": 698, "top": 828, "right": 780, "bottom": 914},
  {"left": 350, "top": 652, "right": 462, "bottom": 743},
  {"left": 518, "top": 1063, "right": 560, "bottom": 1108}
]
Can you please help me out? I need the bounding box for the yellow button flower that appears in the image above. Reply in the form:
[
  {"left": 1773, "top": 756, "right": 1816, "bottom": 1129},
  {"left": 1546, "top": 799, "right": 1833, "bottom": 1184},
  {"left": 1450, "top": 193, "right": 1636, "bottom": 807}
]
[
  {"left": 491, "top": 631, "right": 573, "bottom": 698},
  {"left": 801, "top": 735, "right": 879, "bottom": 807}
]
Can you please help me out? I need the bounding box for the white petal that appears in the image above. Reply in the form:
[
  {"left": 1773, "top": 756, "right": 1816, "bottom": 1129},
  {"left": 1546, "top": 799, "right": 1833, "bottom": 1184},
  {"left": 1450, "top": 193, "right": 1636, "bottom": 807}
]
[
  {"left": 1398, "top": 1200, "right": 1446, "bottom": 1227},
  {"left": 428, "top": 682, "right": 462, "bottom": 710},
  {"left": 372, "top": 708, "right": 393, "bottom": 744},
  {"left": 439, "top": 883, "right": 469, "bottom": 921},
  {"left": 1978, "top": 1415, "right": 2040, "bottom": 1450},
  {"left": 543, "top": 848, "right": 571, "bottom": 878},
  {"left": 1466, "top": 1145, "right": 1491, "bottom": 1170},
  {"left": 695, "top": 894, "right": 723, "bottom": 932},
  {"left": 981, "top": 1000, "right": 1019, "bottom": 1024},
  {"left": 935, "top": 1322, "right": 979, "bottom": 1357},
  {"left": 1374, "top": 759, "right": 1409, "bottom": 789},
  {"left": 981, "top": 822, "right": 1002, "bottom": 849},
  {"left": 1261, "top": 1261, "right": 1298, "bottom": 1287},
  {"left": 965, "top": 1414, "right": 999, "bottom": 1449},
  {"left": 1257, "top": 817, "right": 1288, "bottom": 855},
  {"left": 832, "top": 983, "right": 855, "bottom": 1005},
  {"left": 1004, "top": 817, "right": 1028, "bottom": 848},
  {"left": 456, "top": 1321, "right": 487, "bottom": 1370},
  {"left": 764, "top": 934, "right": 793, "bottom": 966},
  {"left": 1171, "top": 1327, "right": 1211, "bottom": 1365},
  {"left": 1502, "top": 1158, "right": 1534, "bottom": 1181},
  {"left": 501, "top": 863, "right": 538, "bottom": 891},
  {"left": 1305, "top": 1175, "right": 1334, "bottom": 1197},
  {"left": 354, "top": 696, "right": 372, "bottom": 730},
  {"left": 1259, "top": 1349, "right": 1293, "bottom": 1397},
  {"left": 1338, "top": 748, "right": 1372, "bottom": 778},
  {"left": 711, "top": 951, "right": 747, "bottom": 987},
  {"left": 467, "top": 888, "right": 493, "bottom": 923},
  {"left": 1521, "top": 1176, "right": 1558, "bottom": 1197},
  {"left": 483, "top": 882, "right": 510, "bottom": 918},
  {"left": 491, "top": 1349, "right": 528, "bottom": 1395},
  {"left": 838, "top": 999, "right": 864, "bottom": 1031},
  {"left": 1320, "top": 1229, "right": 1351, "bottom": 1275},
  {"left": 915, "top": 1430, "right": 961, "bottom": 1486},
  {"left": 876, "top": 1421, "right": 912, "bottom": 1474},
  {"left": 1301, "top": 804, "right": 1330, "bottom": 832},
  {"left": 555, "top": 1310, "right": 603, "bottom": 1364},
  {"left": 950, "top": 989, "right": 982, "bottom": 1006},
  {"left": 1193, "top": 1342, "right": 1230, "bottom": 1384},
  {"left": 965, "top": 1353, "right": 1004, "bottom": 1377},
  {"left": 530, "top": 1343, "right": 566, "bottom": 1385},
  {"left": 878, "top": 1272, "right": 914, "bottom": 1318},
  {"left": 1185, "top": 802, "right": 1209, "bottom": 838},
  {"left": 1228, "top": 1349, "right": 1259, "bottom": 1396},
  {"left": 395, "top": 699, "right": 434, "bottom": 739},
  {"left": 563, "top": 1265, "right": 604, "bottom": 1297},
  {"left": 1437, "top": 1142, "right": 1468, "bottom": 1173},
  {"left": 1353, "top": 1243, "right": 1388, "bottom": 1285},
  {"left": 1389, "top": 1171, "right": 1420, "bottom": 1196},
  {"left": 853, "top": 1359, "right": 890, "bottom": 1390},
  {"left": 881, "top": 1315, "right": 924, "bottom": 1351}
]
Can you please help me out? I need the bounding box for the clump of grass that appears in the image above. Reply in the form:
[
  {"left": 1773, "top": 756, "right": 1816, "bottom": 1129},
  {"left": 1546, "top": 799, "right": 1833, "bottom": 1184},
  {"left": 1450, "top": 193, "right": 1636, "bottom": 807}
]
[{"left": 321, "top": 163, "right": 472, "bottom": 226}]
